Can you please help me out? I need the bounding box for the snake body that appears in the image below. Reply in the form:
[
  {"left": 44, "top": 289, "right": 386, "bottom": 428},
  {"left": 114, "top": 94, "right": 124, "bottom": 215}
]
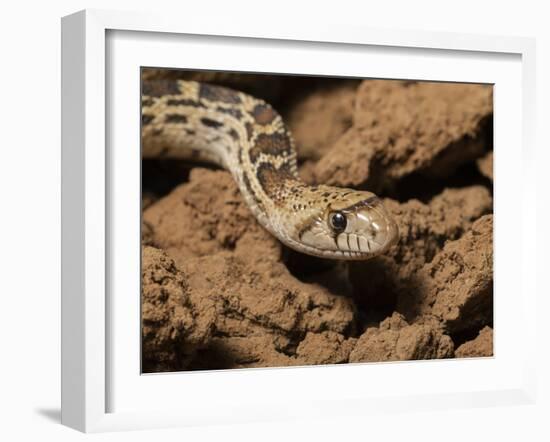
[{"left": 142, "top": 79, "right": 398, "bottom": 260}]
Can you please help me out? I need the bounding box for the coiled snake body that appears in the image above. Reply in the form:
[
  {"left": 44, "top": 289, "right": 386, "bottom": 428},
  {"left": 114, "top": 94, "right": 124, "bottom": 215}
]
[{"left": 142, "top": 79, "right": 398, "bottom": 260}]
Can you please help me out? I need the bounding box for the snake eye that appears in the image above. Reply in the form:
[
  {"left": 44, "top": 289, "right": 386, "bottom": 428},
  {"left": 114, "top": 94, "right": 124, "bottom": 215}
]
[{"left": 329, "top": 211, "right": 347, "bottom": 233}]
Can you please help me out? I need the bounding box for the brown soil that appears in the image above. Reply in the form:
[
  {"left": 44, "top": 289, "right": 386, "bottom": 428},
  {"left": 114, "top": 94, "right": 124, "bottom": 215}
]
[
  {"left": 141, "top": 69, "right": 494, "bottom": 372},
  {"left": 455, "top": 326, "right": 493, "bottom": 358}
]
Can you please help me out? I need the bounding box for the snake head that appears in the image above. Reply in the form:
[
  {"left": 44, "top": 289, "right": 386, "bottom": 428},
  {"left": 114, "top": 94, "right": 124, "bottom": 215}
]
[{"left": 296, "top": 188, "right": 399, "bottom": 260}]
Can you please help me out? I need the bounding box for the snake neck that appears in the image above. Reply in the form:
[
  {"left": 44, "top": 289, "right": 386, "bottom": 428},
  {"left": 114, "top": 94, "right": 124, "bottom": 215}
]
[{"left": 142, "top": 79, "right": 306, "bottom": 237}]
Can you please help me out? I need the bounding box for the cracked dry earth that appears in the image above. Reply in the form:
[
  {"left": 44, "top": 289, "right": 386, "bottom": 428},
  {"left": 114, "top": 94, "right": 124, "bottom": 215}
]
[{"left": 141, "top": 70, "right": 494, "bottom": 372}]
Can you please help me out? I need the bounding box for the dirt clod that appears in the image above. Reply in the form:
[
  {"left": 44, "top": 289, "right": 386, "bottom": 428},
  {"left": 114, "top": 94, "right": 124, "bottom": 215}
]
[
  {"left": 455, "top": 326, "right": 493, "bottom": 358},
  {"left": 421, "top": 215, "right": 494, "bottom": 334},
  {"left": 313, "top": 80, "right": 492, "bottom": 193},
  {"left": 349, "top": 313, "right": 454, "bottom": 362},
  {"left": 141, "top": 246, "right": 215, "bottom": 371}
]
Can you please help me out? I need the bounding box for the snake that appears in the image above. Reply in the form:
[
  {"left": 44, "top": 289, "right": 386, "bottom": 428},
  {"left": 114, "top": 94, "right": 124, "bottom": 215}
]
[{"left": 142, "top": 79, "right": 398, "bottom": 260}]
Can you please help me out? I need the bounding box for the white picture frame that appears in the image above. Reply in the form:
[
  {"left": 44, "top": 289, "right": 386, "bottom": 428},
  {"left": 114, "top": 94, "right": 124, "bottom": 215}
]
[{"left": 61, "top": 9, "right": 537, "bottom": 433}]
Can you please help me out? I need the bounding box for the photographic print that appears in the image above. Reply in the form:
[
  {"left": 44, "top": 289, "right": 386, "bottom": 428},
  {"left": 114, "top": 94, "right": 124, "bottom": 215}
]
[{"left": 141, "top": 68, "right": 493, "bottom": 373}]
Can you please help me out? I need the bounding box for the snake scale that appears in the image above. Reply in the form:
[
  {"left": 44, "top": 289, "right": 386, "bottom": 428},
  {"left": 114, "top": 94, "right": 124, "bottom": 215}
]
[{"left": 142, "top": 79, "right": 398, "bottom": 260}]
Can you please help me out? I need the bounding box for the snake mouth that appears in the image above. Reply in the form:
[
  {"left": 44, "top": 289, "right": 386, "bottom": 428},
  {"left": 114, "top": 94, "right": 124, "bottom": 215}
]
[
  {"left": 292, "top": 195, "right": 399, "bottom": 260},
  {"left": 331, "top": 197, "right": 399, "bottom": 259},
  {"left": 294, "top": 241, "right": 394, "bottom": 260},
  {"left": 331, "top": 227, "right": 398, "bottom": 259}
]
